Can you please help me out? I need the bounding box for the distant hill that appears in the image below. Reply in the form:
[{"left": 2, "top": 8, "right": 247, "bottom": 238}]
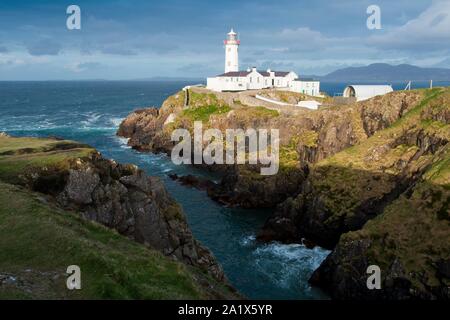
[
  {"left": 320, "top": 63, "right": 450, "bottom": 82},
  {"left": 130, "top": 76, "right": 204, "bottom": 82}
]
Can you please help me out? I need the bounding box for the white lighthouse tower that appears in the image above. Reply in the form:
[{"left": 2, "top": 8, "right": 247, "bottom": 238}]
[{"left": 224, "top": 29, "right": 240, "bottom": 73}]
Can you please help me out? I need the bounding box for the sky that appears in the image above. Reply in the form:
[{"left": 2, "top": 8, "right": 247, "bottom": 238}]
[{"left": 0, "top": 0, "right": 449, "bottom": 80}]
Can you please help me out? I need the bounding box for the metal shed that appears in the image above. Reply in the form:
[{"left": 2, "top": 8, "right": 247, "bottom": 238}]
[{"left": 343, "top": 85, "right": 393, "bottom": 101}]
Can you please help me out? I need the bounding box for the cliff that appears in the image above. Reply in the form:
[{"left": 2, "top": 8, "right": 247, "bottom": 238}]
[
  {"left": 117, "top": 86, "right": 450, "bottom": 300},
  {"left": 117, "top": 87, "right": 422, "bottom": 207},
  {"left": 263, "top": 87, "right": 450, "bottom": 299},
  {"left": 0, "top": 135, "right": 238, "bottom": 299}
]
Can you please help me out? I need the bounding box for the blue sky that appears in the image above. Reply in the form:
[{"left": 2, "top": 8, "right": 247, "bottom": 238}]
[{"left": 0, "top": 0, "right": 449, "bottom": 80}]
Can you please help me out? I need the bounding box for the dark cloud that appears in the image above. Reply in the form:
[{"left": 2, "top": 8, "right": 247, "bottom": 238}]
[
  {"left": 100, "top": 46, "right": 137, "bottom": 56},
  {"left": 27, "top": 39, "right": 61, "bottom": 56}
]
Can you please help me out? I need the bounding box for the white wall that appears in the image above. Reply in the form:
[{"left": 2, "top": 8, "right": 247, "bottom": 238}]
[
  {"left": 207, "top": 71, "right": 320, "bottom": 94},
  {"left": 291, "top": 80, "right": 320, "bottom": 96},
  {"left": 225, "top": 43, "right": 239, "bottom": 73},
  {"left": 343, "top": 85, "right": 393, "bottom": 101},
  {"left": 207, "top": 76, "right": 247, "bottom": 91},
  {"left": 245, "top": 69, "right": 265, "bottom": 90}
]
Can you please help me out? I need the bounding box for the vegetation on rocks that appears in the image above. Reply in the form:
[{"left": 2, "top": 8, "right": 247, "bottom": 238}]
[
  {"left": 181, "top": 104, "right": 232, "bottom": 122},
  {"left": 0, "top": 136, "right": 238, "bottom": 299},
  {"left": 118, "top": 86, "right": 449, "bottom": 299},
  {"left": 262, "top": 87, "right": 450, "bottom": 299}
]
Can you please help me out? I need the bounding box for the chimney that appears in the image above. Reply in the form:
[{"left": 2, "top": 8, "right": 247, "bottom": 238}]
[{"left": 252, "top": 66, "right": 257, "bottom": 72}]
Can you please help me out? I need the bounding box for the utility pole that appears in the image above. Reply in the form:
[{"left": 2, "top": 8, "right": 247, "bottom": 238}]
[{"left": 405, "top": 81, "right": 411, "bottom": 91}]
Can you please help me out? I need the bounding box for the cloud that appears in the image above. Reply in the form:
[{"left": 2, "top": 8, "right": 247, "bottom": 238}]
[
  {"left": 367, "top": 1, "right": 450, "bottom": 52},
  {"left": 433, "top": 57, "right": 450, "bottom": 68},
  {"left": 100, "top": 46, "right": 137, "bottom": 56},
  {"left": 0, "top": 56, "right": 25, "bottom": 66},
  {"left": 0, "top": 46, "right": 8, "bottom": 53},
  {"left": 65, "top": 62, "right": 102, "bottom": 73},
  {"left": 27, "top": 39, "right": 62, "bottom": 56}
]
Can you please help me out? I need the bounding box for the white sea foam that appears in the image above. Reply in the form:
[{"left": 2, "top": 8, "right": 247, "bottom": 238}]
[
  {"left": 251, "top": 242, "right": 330, "bottom": 290},
  {"left": 240, "top": 234, "right": 256, "bottom": 246},
  {"left": 115, "top": 137, "right": 131, "bottom": 149},
  {"left": 81, "top": 112, "right": 101, "bottom": 127},
  {"left": 109, "top": 117, "right": 123, "bottom": 127}
]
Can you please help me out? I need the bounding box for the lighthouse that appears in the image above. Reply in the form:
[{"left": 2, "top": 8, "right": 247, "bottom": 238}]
[{"left": 224, "top": 29, "right": 239, "bottom": 73}]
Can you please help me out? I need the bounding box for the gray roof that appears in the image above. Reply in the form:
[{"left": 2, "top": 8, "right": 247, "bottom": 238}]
[
  {"left": 217, "top": 71, "right": 251, "bottom": 77},
  {"left": 274, "top": 71, "right": 290, "bottom": 77},
  {"left": 217, "top": 70, "right": 292, "bottom": 77}
]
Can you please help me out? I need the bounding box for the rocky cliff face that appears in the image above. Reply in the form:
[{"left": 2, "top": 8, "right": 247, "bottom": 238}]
[
  {"left": 118, "top": 86, "right": 449, "bottom": 300},
  {"left": 0, "top": 136, "right": 225, "bottom": 283},
  {"left": 117, "top": 88, "right": 422, "bottom": 208},
  {"left": 263, "top": 88, "right": 450, "bottom": 299},
  {"left": 260, "top": 89, "right": 448, "bottom": 246}
]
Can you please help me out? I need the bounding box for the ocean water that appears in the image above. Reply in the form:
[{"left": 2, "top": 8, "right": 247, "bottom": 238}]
[{"left": 0, "top": 80, "right": 330, "bottom": 299}]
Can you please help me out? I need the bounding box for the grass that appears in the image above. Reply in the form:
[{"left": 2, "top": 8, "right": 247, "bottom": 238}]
[
  {"left": 182, "top": 104, "right": 231, "bottom": 122},
  {"left": 0, "top": 182, "right": 215, "bottom": 299},
  {"left": 306, "top": 87, "right": 450, "bottom": 219},
  {"left": 0, "top": 136, "right": 95, "bottom": 184},
  {"left": 0, "top": 136, "right": 237, "bottom": 299},
  {"left": 341, "top": 173, "right": 450, "bottom": 290},
  {"left": 189, "top": 91, "right": 220, "bottom": 107},
  {"left": 320, "top": 87, "right": 449, "bottom": 171},
  {"left": 248, "top": 106, "right": 279, "bottom": 118}
]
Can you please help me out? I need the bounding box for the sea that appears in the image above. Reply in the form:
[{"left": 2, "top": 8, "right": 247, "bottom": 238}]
[{"left": 1, "top": 80, "right": 448, "bottom": 299}]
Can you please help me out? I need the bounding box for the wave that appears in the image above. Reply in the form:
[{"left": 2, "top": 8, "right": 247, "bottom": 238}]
[
  {"left": 109, "top": 117, "right": 123, "bottom": 127},
  {"left": 240, "top": 234, "right": 256, "bottom": 246},
  {"left": 80, "top": 112, "right": 102, "bottom": 127},
  {"left": 116, "top": 136, "right": 130, "bottom": 148},
  {"left": 251, "top": 241, "right": 330, "bottom": 292}
]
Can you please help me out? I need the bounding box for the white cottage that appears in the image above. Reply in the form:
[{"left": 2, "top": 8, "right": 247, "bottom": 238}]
[
  {"left": 291, "top": 78, "right": 321, "bottom": 96},
  {"left": 207, "top": 29, "right": 320, "bottom": 96}
]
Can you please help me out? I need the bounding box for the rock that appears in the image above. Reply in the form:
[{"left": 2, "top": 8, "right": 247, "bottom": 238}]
[
  {"left": 0, "top": 132, "right": 9, "bottom": 137},
  {"left": 62, "top": 168, "right": 100, "bottom": 205},
  {"left": 115, "top": 87, "right": 450, "bottom": 299},
  {"left": 163, "top": 113, "right": 176, "bottom": 126},
  {"left": 168, "top": 173, "right": 217, "bottom": 191},
  {"left": 24, "top": 149, "right": 226, "bottom": 282},
  {"left": 116, "top": 89, "right": 423, "bottom": 209}
]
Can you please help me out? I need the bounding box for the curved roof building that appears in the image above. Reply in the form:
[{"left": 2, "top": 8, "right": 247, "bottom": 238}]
[{"left": 343, "top": 85, "right": 393, "bottom": 101}]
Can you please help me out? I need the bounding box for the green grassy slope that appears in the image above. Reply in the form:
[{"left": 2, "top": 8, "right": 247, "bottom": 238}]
[{"left": 0, "top": 136, "right": 236, "bottom": 299}]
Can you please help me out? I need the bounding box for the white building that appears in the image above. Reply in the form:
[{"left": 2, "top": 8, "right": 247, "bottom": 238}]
[
  {"left": 224, "top": 29, "right": 239, "bottom": 73},
  {"left": 291, "top": 78, "right": 321, "bottom": 96},
  {"left": 343, "top": 85, "right": 393, "bottom": 101},
  {"left": 207, "top": 29, "right": 320, "bottom": 96}
]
